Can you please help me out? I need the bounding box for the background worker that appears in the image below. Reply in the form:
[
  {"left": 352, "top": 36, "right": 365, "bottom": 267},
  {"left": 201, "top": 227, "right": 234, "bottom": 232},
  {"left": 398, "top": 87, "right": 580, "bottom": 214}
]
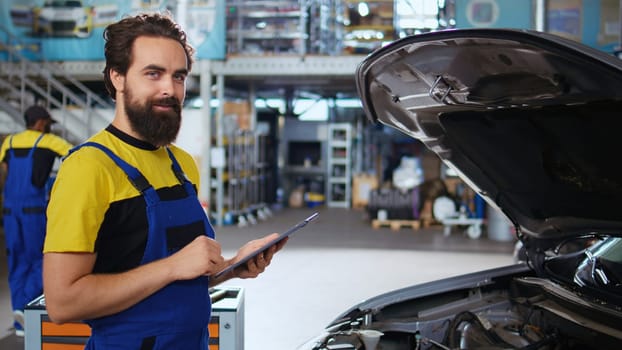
[
  {"left": 0, "top": 105, "right": 72, "bottom": 336},
  {"left": 42, "top": 12, "right": 285, "bottom": 349}
]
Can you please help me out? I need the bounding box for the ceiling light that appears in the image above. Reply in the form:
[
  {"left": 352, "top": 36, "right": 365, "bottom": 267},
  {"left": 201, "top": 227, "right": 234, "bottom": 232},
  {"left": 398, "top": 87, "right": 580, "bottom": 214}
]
[{"left": 358, "top": 2, "right": 370, "bottom": 17}]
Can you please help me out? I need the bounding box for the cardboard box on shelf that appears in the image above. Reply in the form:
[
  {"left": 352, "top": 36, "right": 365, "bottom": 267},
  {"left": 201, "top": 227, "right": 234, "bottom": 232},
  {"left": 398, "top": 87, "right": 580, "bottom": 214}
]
[
  {"left": 223, "top": 101, "right": 251, "bottom": 130},
  {"left": 352, "top": 173, "right": 378, "bottom": 209}
]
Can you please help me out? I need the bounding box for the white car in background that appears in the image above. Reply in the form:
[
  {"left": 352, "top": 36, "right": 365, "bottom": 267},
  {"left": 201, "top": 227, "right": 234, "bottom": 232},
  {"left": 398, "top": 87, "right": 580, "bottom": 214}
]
[{"left": 10, "top": 0, "right": 118, "bottom": 38}]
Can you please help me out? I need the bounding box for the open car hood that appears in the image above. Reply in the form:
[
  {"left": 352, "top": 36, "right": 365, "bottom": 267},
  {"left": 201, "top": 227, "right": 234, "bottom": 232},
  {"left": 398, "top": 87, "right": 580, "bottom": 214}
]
[{"left": 356, "top": 28, "right": 622, "bottom": 242}]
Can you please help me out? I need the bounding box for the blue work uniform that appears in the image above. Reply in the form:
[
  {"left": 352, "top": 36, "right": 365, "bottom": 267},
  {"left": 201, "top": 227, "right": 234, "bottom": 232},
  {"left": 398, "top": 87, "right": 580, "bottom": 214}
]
[
  {"left": 73, "top": 142, "right": 215, "bottom": 350},
  {"left": 3, "top": 134, "right": 47, "bottom": 314}
]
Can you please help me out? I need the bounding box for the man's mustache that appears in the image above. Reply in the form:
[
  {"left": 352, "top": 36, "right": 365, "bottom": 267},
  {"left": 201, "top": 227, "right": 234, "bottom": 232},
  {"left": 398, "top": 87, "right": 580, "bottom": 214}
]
[{"left": 152, "top": 97, "right": 181, "bottom": 112}]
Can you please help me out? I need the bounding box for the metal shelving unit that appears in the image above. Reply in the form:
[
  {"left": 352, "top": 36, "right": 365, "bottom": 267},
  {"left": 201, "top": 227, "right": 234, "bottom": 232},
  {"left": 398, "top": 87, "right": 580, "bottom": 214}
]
[
  {"left": 326, "top": 123, "right": 352, "bottom": 208},
  {"left": 210, "top": 128, "right": 274, "bottom": 226},
  {"left": 226, "top": 0, "right": 309, "bottom": 55},
  {"left": 308, "top": 0, "right": 345, "bottom": 55}
]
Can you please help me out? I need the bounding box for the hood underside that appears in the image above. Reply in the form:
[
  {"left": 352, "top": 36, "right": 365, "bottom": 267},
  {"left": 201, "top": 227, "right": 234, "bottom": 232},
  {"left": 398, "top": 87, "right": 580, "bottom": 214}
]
[{"left": 355, "top": 28, "right": 622, "bottom": 239}]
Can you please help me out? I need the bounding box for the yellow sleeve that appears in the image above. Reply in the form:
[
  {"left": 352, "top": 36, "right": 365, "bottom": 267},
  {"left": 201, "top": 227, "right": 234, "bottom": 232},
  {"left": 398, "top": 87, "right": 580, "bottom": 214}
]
[
  {"left": 44, "top": 147, "right": 114, "bottom": 253},
  {"left": 45, "top": 133, "right": 74, "bottom": 157}
]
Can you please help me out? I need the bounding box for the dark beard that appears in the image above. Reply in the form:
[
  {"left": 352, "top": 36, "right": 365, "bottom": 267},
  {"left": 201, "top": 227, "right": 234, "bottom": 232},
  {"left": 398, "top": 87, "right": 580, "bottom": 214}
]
[{"left": 125, "top": 93, "right": 182, "bottom": 147}]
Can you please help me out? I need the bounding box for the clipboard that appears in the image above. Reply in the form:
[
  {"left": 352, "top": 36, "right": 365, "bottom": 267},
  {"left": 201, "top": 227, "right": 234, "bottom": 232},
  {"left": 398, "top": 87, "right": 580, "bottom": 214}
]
[{"left": 213, "top": 212, "right": 319, "bottom": 279}]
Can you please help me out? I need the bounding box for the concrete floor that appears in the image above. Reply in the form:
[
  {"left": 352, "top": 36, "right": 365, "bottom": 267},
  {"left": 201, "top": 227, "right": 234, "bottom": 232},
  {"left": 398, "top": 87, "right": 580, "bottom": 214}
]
[{"left": 0, "top": 207, "right": 516, "bottom": 349}]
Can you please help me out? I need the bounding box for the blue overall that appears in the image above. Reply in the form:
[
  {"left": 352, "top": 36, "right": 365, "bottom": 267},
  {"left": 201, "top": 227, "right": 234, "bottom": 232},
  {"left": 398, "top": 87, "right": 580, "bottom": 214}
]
[
  {"left": 73, "top": 142, "right": 215, "bottom": 350},
  {"left": 3, "top": 133, "right": 47, "bottom": 313}
]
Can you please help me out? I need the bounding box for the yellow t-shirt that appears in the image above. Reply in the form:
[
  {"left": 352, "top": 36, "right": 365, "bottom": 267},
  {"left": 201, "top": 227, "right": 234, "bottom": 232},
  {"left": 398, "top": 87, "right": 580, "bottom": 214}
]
[
  {"left": 44, "top": 125, "right": 200, "bottom": 273},
  {"left": 0, "top": 130, "right": 73, "bottom": 188}
]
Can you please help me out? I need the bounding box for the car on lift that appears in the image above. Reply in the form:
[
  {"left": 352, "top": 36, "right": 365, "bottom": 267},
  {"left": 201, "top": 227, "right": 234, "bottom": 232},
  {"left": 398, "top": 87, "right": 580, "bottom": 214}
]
[
  {"left": 299, "top": 28, "right": 622, "bottom": 350},
  {"left": 10, "top": 0, "right": 118, "bottom": 38}
]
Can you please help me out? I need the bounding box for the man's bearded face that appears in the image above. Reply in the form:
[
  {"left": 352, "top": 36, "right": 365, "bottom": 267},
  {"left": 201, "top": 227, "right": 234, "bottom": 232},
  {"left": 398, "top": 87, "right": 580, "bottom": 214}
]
[{"left": 124, "top": 86, "right": 182, "bottom": 147}]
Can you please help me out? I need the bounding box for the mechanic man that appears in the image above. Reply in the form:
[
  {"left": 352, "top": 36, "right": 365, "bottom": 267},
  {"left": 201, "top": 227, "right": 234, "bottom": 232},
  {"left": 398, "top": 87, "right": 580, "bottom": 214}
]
[
  {"left": 0, "top": 105, "right": 72, "bottom": 336},
  {"left": 42, "top": 12, "right": 285, "bottom": 349}
]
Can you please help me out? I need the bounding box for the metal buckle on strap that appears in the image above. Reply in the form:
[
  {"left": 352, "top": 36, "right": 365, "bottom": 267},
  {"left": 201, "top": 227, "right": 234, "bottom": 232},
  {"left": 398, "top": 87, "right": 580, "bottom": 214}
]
[
  {"left": 127, "top": 175, "right": 151, "bottom": 193},
  {"left": 172, "top": 168, "right": 188, "bottom": 185}
]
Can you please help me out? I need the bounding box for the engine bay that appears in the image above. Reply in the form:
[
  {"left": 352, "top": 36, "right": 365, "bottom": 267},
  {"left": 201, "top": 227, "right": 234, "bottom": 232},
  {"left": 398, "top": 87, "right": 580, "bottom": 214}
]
[{"left": 308, "top": 276, "right": 622, "bottom": 350}]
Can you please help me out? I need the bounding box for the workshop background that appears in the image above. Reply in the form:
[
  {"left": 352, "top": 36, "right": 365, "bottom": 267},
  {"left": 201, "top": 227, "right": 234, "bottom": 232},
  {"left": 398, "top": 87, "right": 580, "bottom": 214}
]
[{"left": 0, "top": 0, "right": 620, "bottom": 349}]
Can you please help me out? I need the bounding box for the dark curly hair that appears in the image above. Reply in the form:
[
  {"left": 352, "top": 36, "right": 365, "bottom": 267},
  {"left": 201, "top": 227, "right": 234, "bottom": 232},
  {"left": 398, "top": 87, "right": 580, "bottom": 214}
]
[{"left": 102, "top": 12, "right": 195, "bottom": 100}]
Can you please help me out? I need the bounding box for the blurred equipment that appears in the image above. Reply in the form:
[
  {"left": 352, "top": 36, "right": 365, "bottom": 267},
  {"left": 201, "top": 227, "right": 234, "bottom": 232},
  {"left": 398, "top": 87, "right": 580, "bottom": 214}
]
[
  {"left": 434, "top": 195, "right": 483, "bottom": 239},
  {"left": 24, "top": 286, "right": 245, "bottom": 349},
  {"left": 367, "top": 187, "right": 419, "bottom": 221},
  {"left": 392, "top": 156, "right": 423, "bottom": 192}
]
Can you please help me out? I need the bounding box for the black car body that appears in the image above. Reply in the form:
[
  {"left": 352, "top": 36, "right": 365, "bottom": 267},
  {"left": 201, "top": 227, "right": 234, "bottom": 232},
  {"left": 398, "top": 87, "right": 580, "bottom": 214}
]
[{"left": 299, "top": 29, "right": 622, "bottom": 349}]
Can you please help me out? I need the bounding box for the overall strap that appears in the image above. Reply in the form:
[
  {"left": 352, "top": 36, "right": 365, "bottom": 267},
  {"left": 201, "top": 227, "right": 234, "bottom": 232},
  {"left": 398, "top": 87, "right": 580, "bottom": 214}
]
[
  {"left": 165, "top": 147, "right": 196, "bottom": 195},
  {"left": 8, "top": 135, "right": 14, "bottom": 155},
  {"left": 69, "top": 142, "right": 159, "bottom": 204},
  {"left": 27, "top": 133, "right": 45, "bottom": 157},
  {"left": 7, "top": 132, "right": 45, "bottom": 157}
]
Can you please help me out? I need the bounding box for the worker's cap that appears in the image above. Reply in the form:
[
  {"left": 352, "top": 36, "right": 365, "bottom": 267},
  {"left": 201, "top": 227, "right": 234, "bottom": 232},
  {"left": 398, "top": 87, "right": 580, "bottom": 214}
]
[{"left": 24, "top": 105, "right": 57, "bottom": 126}]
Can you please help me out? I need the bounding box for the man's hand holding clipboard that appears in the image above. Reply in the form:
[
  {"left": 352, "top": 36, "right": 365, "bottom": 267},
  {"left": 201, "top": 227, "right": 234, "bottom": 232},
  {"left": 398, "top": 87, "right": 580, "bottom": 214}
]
[{"left": 211, "top": 212, "right": 319, "bottom": 282}]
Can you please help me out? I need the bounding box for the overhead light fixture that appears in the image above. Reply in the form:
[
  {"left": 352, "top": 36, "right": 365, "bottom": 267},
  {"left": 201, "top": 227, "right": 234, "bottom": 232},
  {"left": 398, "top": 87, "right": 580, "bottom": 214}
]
[
  {"left": 335, "top": 98, "right": 362, "bottom": 108},
  {"left": 358, "top": 2, "right": 370, "bottom": 17},
  {"left": 297, "top": 99, "right": 328, "bottom": 121}
]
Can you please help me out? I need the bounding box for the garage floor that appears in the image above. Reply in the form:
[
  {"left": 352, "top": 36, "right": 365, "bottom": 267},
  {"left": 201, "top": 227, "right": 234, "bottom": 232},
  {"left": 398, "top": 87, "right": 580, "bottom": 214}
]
[{"left": 0, "top": 207, "right": 515, "bottom": 349}]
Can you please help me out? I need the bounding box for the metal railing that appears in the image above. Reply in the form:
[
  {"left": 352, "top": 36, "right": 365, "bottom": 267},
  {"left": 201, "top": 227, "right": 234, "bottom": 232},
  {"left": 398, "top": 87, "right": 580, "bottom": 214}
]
[{"left": 0, "top": 24, "right": 113, "bottom": 143}]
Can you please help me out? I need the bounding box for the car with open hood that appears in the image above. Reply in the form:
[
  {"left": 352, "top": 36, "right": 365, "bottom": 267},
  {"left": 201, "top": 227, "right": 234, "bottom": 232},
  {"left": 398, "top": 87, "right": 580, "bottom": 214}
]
[{"left": 299, "top": 28, "right": 622, "bottom": 349}]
